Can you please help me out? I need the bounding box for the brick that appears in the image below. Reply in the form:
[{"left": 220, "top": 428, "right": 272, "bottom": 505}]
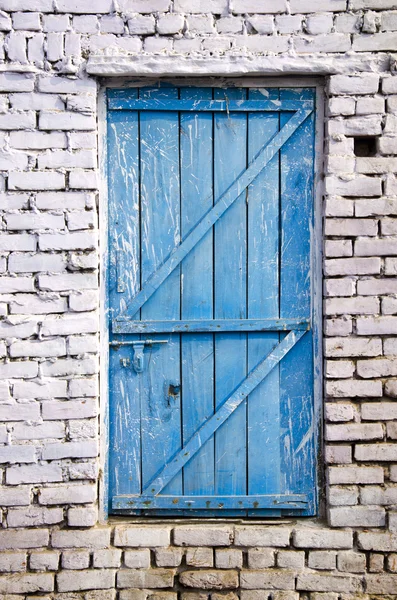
[
  {"left": 296, "top": 573, "right": 361, "bottom": 593},
  {"left": 62, "top": 550, "right": 90, "bottom": 569},
  {"left": 240, "top": 570, "right": 295, "bottom": 590},
  {"left": 0, "top": 529, "right": 49, "bottom": 550},
  {"left": 277, "top": 550, "right": 304, "bottom": 569},
  {"left": 8, "top": 172, "right": 65, "bottom": 191},
  {"left": 361, "top": 485, "right": 397, "bottom": 504},
  {"left": 0, "top": 486, "right": 31, "bottom": 506},
  {"left": 325, "top": 445, "right": 352, "bottom": 464},
  {"left": 0, "top": 573, "right": 54, "bottom": 594},
  {"left": 117, "top": 569, "right": 175, "bottom": 589},
  {"left": 41, "top": 357, "right": 97, "bottom": 377},
  {"left": 386, "top": 380, "right": 397, "bottom": 396},
  {"left": 353, "top": 32, "right": 397, "bottom": 51},
  {"left": 324, "top": 240, "right": 352, "bottom": 258},
  {"left": 39, "top": 111, "right": 96, "bottom": 131},
  {"left": 369, "top": 553, "right": 384, "bottom": 572},
  {"left": 324, "top": 258, "right": 381, "bottom": 275},
  {"left": 114, "top": 526, "right": 171, "bottom": 547},
  {"left": 325, "top": 360, "right": 355, "bottom": 379},
  {"left": 386, "top": 258, "right": 397, "bottom": 274},
  {"left": 0, "top": 73, "right": 34, "bottom": 92},
  {"left": 186, "top": 547, "right": 213, "bottom": 567},
  {"left": 124, "top": 549, "right": 150, "bottom": 568},
  {"left": 326, "top": 175, "right": 382, "bottom": 197},
  {"left": 42, "top": 399, "right": 97, "bottom": 420},
  {"left": 326, "top": 379, "right": 382, "bottom": 397},
  {"left": 57, "top": 569, "right": 115, "bottom": 592},
  {"left": 325, "top": 297, "right": 379, "bottom": 316},
  {"left": 235, "top": 527, "right": 290, "bottom": 547},
  {"left": 247, "top": 548, "right": 274, "bottom": 569},
  {"left": 10, "top": 294, "right": 67, "bottom": 315},
  {"left": 10, "top": 338, "right": 66, "bottom": 358},
  {"left": 328, "top": 485, "right": 358, "bottom": 505},
  {"left": 174, "top": 527, "right": 232, "bottom": 547},
  {"left": 329, "top": 74, "right": 379, "bottom": 95},
  {"left": 0, "top": 445, "right": 35, "bottom": 464},
  {"left": 293, "top": 529, "right": 352, "bottom": 549},
  {"left": 357, "top": 357, "right": 397, "bottom": 377},
  {"left": 329, "top": 465, "right": 384, "bottom": 484},
  {"left": 358, "top": 531, "right": 397, "bottom": 552},
  {"left": 356, "top": 96, "right": 385, "bottom": 114},
  {"left": 325, "top": 337, "right": 381, "bottom": 357},
  {"left": 52, "top": 529, "right": 110, "bottom": 549},
  {"left": 68, "top": 506, "right": 96, "bottom": 528},
  {"left": 39, "top": 77, "right": 96, "bottom": 94},
  {"left": 6, "top": 464, "right": 62, "bottom": 485},
  {"left": 215, "top": 549, "right": 243, "bottom": 569},
  {"left": 7, "top": 506, "right": 63, "bottom": 528},
  {"left": 12, "top": 421, "right": 65, "bottom": 441},
  {"left": 42, "top": 440, "right": 97, "bottom": 460},
  {"left": 155, "top": 547, "right": 183, "bottom": 567},
  {"left": 308, "top": 551, "right": 336, "bottom": 570},
  {"left": 39, "top": 150, "right": 95, "bottom": 169},
  {"left": 356, "top": 443, "right": 397, "bottom": 461},
  {"left": 0, "top": 361, "right": 38, "bottom": 379},
  {"left": 329, "top": 506, "right": 385, "bottom": 527},
  {"left": 358, "top": 277, "right": 397, "bottom": 295},
  {"left": 41, "top": 313, "right": 97, "bottom": 336},
  {"left": 231, "top": 0, "right": 287, "bottom": 12},
  {"left": 93, "top": 549, "right": 121, "bottom": 568},
  {"left": 39, "top": 232, "right": 97, "bottom": 251},
  {"left": 0, "top": 551, "right": 27, "bottom": 572},
  {"left": 9, "top": 253, "right": 66, "bottom": 273},
  {"left": 366, "top": 574, "right": 397, "bottom": 594},
  {"left": 325, "top": 423, "right": 383, "bottom": 441},
  {"left": 13, "top": 379, "right": 67, "bottom": 399},
  {"left": 356, "top": 158, "right": 397, "bottom": 176}
]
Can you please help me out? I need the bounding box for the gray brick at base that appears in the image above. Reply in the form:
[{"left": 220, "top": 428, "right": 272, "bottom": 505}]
[{"left": 0, "top": 0, "right": 397, "bottom": 598}]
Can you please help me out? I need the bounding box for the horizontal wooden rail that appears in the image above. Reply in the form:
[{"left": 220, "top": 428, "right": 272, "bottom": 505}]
[
  {"left": 113, "top": 494, "right": 309, "bottom": 510},
  {"left": 112, "top": 318, "right": 310, "bottom": 334},
  {"left": 108, "top": 97, "right": 314, "bottom": 112}
]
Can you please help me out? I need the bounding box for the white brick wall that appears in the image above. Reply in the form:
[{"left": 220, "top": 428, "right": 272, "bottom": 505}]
[{"left": 0, "top": 0, "right": 394, "bottom": 597}]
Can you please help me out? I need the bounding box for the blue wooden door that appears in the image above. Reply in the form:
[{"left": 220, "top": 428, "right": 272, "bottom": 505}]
[{"left": 107, "top": 85, "right": 317, "bottom": 516}]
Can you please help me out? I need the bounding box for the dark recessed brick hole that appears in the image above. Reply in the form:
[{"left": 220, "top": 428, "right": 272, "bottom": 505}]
[{"left": 354, "top": 136, "right": 377, "bottom": 157}]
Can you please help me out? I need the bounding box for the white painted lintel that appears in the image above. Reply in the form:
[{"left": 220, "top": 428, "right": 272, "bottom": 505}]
[{"left": 87, "top": 52, "right": 393, "bottom": 77}]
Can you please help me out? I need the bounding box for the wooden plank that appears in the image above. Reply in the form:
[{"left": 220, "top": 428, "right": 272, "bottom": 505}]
[
  {"left": 113, "top": 318, "right": 310, "bottom": 334},
  {"left": 279, "top": 87, "right": 316, "bottom": 516},
  {"left": 247, "top": 88, "right": 281, "bottom": 516},
  {"left": 180, "top": 87, "right": 215, "bottom": 498},
  {"left": 113, "top": 494, "right": 308, "bottom": 510},
  {"left": 108, "top": 97, "right": 314, "bottom": 112},
  {"left": 143, "top": 329, "right": 306, "bottom": 496},
  {"left": 118, "top": 107, "right": 312, "bottom": 318},
  {"left": 213, "top": 87, "right": 247, "bottom": 503},
  {"left": 139, "top": 85, "right": 182, "bottom": 497},
  {"left": 107, "top": 95, "right": 142, "bottom": 506}
]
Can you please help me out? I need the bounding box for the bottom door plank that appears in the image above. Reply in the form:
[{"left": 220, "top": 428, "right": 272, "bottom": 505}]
[{"left": 113, "top": 494, "right": 308, "bottom": 510}]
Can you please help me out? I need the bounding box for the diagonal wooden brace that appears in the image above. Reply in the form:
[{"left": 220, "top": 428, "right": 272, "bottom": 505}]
[
  {"left": 115, "top": 108, "right": 312, "bottom": 321},
  {"left": 142, "top": 329, "right": 306, "bottom": 496}
]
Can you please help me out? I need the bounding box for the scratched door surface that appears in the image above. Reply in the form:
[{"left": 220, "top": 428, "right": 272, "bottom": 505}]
[{"left": 107, "top": 85, "right": 318, "bottom": 516}]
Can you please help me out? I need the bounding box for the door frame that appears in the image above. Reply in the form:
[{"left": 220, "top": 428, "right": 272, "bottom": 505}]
[{"left": 98, "top": 76, "right": 325, "bottom": 523}]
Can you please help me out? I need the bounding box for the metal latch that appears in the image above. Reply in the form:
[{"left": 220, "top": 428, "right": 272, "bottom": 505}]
[{"left": 109, "top": 339, "right": 168, "bottom": 373}]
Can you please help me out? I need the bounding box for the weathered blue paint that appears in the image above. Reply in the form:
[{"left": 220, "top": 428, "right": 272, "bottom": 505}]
[
  {"left": 107, "top": 85, "right": 317, "bottom": 516},
  {"left": 114, "top": 105, "right": 312, "bottom": 322},
  {"left": 142, "top": 329, "right": 306, "bottom": 497}
]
